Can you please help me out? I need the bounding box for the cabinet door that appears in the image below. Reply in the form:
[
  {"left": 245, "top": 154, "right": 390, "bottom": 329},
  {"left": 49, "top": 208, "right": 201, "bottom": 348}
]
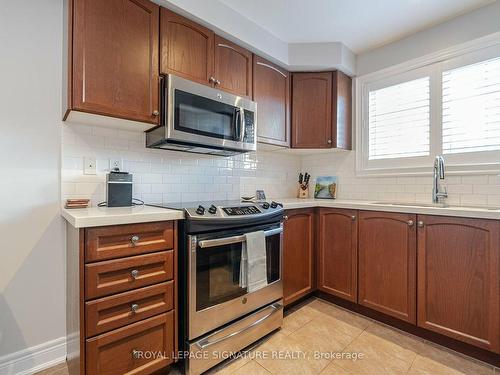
[
  {"left": 358, "top": 211, "right": 417, "bottom": 323},
  {"left": 317, "top": 208, "right": 358, "bottom": 302},
  {"left": 253, "top": 56, "right": 290, "bottom": 147},
  {"left": 417, "top": 215, "right": 500, "bottom": 353},
  {"left": 332, "top": 71, "right": 352, "bottom": 150},
  {"left": 291, "top": 72, "right": 332, "bottom": 148},
  {"left": 214, "top": 35, "right": 253, "bottom": 97},
  {"left": 72, "top": 0, "right": 159, "bottom": 124},
  {"left": 283, "top": 209, "right": 315, "bottom": 306},
  {"left": 160, "top": 8, "right": 214, "bottom": 86}
]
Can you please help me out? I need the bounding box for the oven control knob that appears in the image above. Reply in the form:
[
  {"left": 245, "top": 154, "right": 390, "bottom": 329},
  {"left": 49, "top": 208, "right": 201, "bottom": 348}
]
[
  {"left": 196, "top": 205, "right": 205, "bottom": 215},
  {"left": 277, "top": 202, "right": 283, "bottom": 208},
  {"left": 270, "top": 201, "right": 278, "bottom": 209},
  {"left": 208, "top": 205, "right": 217, "bottom": 214},
  {"left": 261, "top": 202, "right": 270, "bottom": 209}
]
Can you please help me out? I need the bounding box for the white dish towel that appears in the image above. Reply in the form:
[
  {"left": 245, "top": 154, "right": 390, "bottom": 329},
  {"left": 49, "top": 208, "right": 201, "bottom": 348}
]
[{"left": 239, "top": 230, "right": 268, "bottom": 292}]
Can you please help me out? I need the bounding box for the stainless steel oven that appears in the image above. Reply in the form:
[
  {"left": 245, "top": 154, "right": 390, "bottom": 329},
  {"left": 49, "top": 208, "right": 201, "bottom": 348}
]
[
  {"left": 187, "top": 222, "right": 283, "bottom": 340},
  {"left": 146, "top": 74, "right": 257, "bottom": 155}
]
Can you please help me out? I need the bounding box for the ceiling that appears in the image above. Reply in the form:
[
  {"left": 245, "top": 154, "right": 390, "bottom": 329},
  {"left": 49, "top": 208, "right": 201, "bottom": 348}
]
[{"left": 217, "top": 0, "right": 495, "bottom": 53}]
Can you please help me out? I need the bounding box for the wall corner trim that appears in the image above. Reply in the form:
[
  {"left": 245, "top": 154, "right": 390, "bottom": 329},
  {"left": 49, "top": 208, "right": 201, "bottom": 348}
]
[{"left": 0, "top": 337, "right": 66, "bottom": 375}]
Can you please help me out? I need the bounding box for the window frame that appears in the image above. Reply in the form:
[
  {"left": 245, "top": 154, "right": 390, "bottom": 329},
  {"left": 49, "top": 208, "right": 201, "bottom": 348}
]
[{"left": 356, "top": 34, "right": 500, "bottom": 176}]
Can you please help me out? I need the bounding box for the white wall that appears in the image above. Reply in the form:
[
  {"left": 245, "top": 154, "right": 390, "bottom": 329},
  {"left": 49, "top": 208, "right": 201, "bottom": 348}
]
[
  {"left": 0, "top": 0, "right": 66, "bottom": 371},
  {"left": 62, "top": 125, "right": 301, "bottom": 206},
  {"left": 357, "top": 0, "right": 500, "bottom": 75}
]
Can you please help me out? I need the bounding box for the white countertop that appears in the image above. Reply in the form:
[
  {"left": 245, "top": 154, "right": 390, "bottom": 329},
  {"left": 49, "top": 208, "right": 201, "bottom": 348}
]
[
  {"left": 62, "top": 205, "right": 184, "bottom": 228},
  {"left": 62, "top": 199, "right": 500, "bottom": 228},
  {"left": 280, "top": 198, "right": 500, "bottom": 220}
]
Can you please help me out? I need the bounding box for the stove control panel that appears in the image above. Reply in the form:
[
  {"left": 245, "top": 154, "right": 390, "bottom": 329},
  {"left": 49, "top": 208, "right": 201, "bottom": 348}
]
[{"left": 222, "top": 205, "right": 261, "bottom": 216}]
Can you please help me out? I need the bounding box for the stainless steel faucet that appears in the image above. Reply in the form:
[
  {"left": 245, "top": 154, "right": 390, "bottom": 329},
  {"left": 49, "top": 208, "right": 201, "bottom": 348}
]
[{"left": 432, "top": 155, "right": 447, "bottom": 203}]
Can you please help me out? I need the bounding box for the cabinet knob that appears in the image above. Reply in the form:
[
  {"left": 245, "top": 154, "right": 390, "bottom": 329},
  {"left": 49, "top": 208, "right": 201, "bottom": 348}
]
[
  {"left": 351, "top": 215, "right": 356, "bottom": 221},
  {"left": 130, "top": 235, "right": 140, "bottom": 245},
  {"left": 327, "top": 139, "right": 332, "bottom": 144},
  {"left": 152, "top": 110, "right": 159, "bottom": 116},
  {"left": 283, "top": 215, "right": 289, "bottom": 221},
  {"left": 130, "top": 269, "right": 139, "bottom": 279},
  {"left": 209, "top": 76, "right": 216, "bottom": 83},
  {"left": 407, "top": 220, "right": 414, "bottom": 227},
  {"left": 418, "top": 221, "right": 424, "bottom": 228},
  {"left": 215, "top": 79, "right": 221, "bottom": 85},
  {"left": 132, "top": 349, "right": 141, "bottom": 359},
  {"left": 131, "top": 303, "right": 139, "bottom": 313}
]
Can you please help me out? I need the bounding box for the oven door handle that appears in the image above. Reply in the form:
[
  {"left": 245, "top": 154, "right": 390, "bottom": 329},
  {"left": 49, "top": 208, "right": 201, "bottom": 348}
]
[
  {"left": 198, "top": 227, "right": 283, "bottom": 249},
  {"left": 195, "top": 302, "right": 283, "bottom": 350}
]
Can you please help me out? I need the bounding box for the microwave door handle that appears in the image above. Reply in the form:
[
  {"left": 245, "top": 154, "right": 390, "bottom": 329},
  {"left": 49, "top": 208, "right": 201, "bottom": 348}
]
[
  {"left": 233, "top": 108, "right": 241, "bottom": 141},
  {"left": 239, "top": 108, "right": 245, "bottom": 142},
  {"left": 198, "top": 227, "right": 283, "bottom": 248}
]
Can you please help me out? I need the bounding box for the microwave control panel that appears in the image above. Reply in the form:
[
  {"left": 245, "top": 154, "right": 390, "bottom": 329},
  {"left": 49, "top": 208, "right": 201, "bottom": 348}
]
[{"left": 243, "top": 111, "right": 255, "bottom": 143}]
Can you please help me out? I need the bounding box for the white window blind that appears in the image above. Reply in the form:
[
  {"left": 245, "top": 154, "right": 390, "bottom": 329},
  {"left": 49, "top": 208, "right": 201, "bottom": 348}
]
[
  {"left": 368, "top": 77, "right": 430, "bottom": 160},
  {"left": 442, "top": 56, "right": 500, "bottom": 154}
]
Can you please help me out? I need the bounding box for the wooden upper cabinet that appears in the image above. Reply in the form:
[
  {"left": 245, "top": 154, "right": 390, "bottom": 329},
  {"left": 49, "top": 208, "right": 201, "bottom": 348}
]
[
  {"left": 283, "top": 209, "right": 315, "bottom": 306},
  {"left": 72, "top": 0, "right": 160, "bottom": 124},
  {"left": 358, "top": 211, "right": 417, "bottom": 323},
  {"left": 214, "top": 36, "right": 253, "bottom": 98},
  {"left": 317, "top": 208, "right": 358, "bottom": 302},
  {"left": 292, "top": 72, "right": 332, "bottom": 148},
  {"left": 253, "top": 56, "right": 290, "bottom": 147},
  {"left": 160, "top": 8, "right": 214, "bottom": 86},
  {"left": 333, "top": 71, "right": 352, "bottom": 150},
  {"left": 417, "top": 215, "right": 500, "bottom": 353}
]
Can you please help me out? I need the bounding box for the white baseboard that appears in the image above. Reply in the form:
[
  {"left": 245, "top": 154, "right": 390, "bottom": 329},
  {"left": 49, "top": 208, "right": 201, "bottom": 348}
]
[{"left": 0, "top": 337, "right": 66, "bottom": 375}]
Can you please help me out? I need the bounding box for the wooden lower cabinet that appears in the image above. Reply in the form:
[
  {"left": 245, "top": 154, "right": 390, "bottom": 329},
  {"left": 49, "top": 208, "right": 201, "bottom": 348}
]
[
  {"left": 358, "top": 211, "right": 417, "bottom": 323},
  {"left": 317, "top": 208, "right": 358, "bottom": 302},
  {"left": 86, "top": 312, "right": 174, "bottom": 375},
  {"left": 283, "top": 209, "right": 315, "bottom": 305},
  {"left": 417, "top": 215, "right": 500, "bottom": 353}
]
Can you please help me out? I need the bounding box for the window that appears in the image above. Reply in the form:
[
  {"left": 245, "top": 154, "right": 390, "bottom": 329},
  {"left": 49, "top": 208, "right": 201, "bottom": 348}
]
[
  {"left": 368, "top": 77, "right": 430, "bottom": 160},
  {"left": 442, "top": 56, "right": 500, "bottom": 155},
  {"left": 358, "top": 42, "right": 500, "bottom": 175}
]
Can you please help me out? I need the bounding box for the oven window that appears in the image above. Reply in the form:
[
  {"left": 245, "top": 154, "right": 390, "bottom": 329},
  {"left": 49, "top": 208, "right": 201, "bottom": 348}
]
[
  {"left": 196, "top": 234, "right": 281, "bottom": 311},
  {"left": 175, "top": 90, "right": 237, "bottom": 140}
]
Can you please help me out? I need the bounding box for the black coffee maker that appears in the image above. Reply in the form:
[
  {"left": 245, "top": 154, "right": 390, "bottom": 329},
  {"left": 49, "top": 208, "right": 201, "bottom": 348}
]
[{"left": 106, "top": 170, "right": 133, "bottom": 207}]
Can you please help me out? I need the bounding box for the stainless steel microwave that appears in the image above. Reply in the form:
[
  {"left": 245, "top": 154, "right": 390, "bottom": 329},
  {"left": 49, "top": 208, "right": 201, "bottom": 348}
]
[{"left": 146, "top": 74, "right": 257, "bottom": 156}]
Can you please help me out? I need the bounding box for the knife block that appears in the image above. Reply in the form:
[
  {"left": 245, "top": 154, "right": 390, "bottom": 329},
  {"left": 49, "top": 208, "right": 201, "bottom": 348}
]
[{"left": 298, "top": 184, "right": 309, "bottom": 199}]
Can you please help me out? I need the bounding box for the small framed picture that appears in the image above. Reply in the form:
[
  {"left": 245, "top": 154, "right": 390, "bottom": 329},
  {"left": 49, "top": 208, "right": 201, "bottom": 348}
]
[
  {"left": 314, "top": 176, "right": 337, "bottom": 199},
  {"left": 256, "top": 189, "right": 266, "bottom": 200}
]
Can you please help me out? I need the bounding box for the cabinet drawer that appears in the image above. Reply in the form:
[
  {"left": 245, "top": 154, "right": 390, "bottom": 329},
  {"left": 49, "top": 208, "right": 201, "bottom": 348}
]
[
  {"left": 86, "top": 312, "right": 174, "bottom": 375},
  {"left": 86, "top": 282, "right": 174, "bottom": 337},
  {"left": 85, "top": 221, "right": 174, "bottom": 262},
  {"left": 85, "top": 251, "right": 174, "bottom": 299}
]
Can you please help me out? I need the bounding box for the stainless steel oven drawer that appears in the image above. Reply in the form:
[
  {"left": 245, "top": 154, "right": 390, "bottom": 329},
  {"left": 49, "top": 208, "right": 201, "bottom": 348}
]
[{"left": 187, "top": 301, "right": 283, "bottom": 375}]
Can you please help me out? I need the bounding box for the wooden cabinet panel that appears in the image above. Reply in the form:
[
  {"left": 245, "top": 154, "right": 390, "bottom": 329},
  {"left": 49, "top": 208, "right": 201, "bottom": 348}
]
[
  {"left": 85, "top": 251, "right": 174, "bottom": 299},
  {"left": 283, "top": 209, "right": 315, "bottom": 305},
  {"left": 86, "top": 312, "right": 174, "bottom": 375},
  {"left": 358, "top": 211, "right": 416, "bottom": 323},
  {"left": 333, "top": 71, "right": 352, "bottom": 150},
  {"left": 253, "top": 56, "right": 290, "bottom": 147},
  {"left": 85, "top": 221, "right": 174, "bottom": 262},
  {"left": 85, "top": 282, "right": 173, "bottom": 337},
  {"left": 317, "top": 208, "right": 358, "bottom": 302},
  {"left": 291, "top": 72, "right": 332, "bottom": 148},
  {"left": 417, "top": 215, "right": 500, "bottom": 353},
  {"left": 214, "top": 35, "right": 253, "bottom": 97},
  {"left": 72, "top": 0, "right": 159, "bottom": 124},
  {"left": 160, "top": 8, "right": 214, "bottom": 86}
]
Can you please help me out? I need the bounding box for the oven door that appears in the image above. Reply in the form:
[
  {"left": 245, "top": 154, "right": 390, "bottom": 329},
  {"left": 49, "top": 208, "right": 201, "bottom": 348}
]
[
  {"left": 165, "top": 74, "right": 256, "bottom": 152},
  {"left": 187, "top": 223, "right": 283, "bottom": 340}
]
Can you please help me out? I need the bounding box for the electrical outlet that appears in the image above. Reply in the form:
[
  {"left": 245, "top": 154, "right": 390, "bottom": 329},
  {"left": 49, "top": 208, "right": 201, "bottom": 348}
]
[
  {"left": 84, "top": 156, "right": 97, "bottom": 175},
  {"left": 109, "top": 158, "right": 123, "bottom": 172}
]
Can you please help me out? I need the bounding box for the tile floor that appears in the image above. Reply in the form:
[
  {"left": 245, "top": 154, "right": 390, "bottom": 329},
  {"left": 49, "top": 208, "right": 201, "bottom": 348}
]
[{"left": 35, "top": 298, "right": 499, "bottom": 375}]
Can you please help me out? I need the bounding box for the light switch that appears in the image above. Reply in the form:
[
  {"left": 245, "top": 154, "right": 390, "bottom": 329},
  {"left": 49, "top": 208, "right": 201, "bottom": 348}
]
[{"left": 84, "top": 156, "right": 97, "bottom": 175}]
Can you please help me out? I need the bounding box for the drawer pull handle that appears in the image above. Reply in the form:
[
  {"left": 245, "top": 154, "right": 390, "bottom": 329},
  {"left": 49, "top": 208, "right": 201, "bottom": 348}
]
[
  {"left": 131, "top": 303, "right": 139, "bottom": 313},
  {"left": 132, "top": 349, "right": 141, "bottom": 359},
  {"left": 130, "top": 235, "right": 140, "bottom": 245},
  {"left": 351, "top": 215, "right": 356, "bottom": 221},
  {"left": 130, "top": 269, "right": 139, "bottom": 279}
]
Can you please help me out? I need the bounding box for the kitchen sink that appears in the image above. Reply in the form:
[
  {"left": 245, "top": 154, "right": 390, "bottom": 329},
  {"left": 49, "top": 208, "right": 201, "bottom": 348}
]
[{"left": 372, "top": 201, "right": 500, "bottom": 211}]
